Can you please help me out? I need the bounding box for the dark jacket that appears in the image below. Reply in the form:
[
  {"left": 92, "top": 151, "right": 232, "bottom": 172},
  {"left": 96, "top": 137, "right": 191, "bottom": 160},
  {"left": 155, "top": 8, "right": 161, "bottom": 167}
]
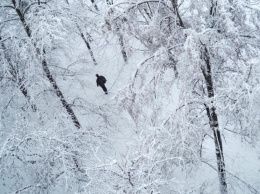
[{"left": 96, "top": 75, "right": 107, "bottom": 87}]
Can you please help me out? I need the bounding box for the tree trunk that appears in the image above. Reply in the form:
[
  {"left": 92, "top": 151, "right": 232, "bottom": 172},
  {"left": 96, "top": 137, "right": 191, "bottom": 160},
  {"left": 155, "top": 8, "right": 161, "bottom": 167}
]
[
  {"left": 41, "top": 57, "right": 81, "bottom": 129},
  {"left": 12, "top": 0, "right": 31, "bottom": 37},
  {"left": 170, "top": 0, "right": 184, "bottom": 28},
  {"left": 202, "top": 1, "right": 227, "bottom": 193},
  {"left": 90, "top": 0, "right": 99, "bottom": 11},
  {"left": 118, "top": 32, "right": 128, "bottom": 63},
  {"left": 168, "top": 51, "right": 178, "bottom": 78},
  {"left": 106, "top": 0, "right": 128, "bottom": 62},
  {"left": 201, "top": 45, "right": 228, "bottom": 194},
  {"left": 13, "top": 2, "right": 81, "bottom": 129},
  {"left": 0, "top": 37, "right": 37, "bottom": 111},
  {"left": 77, "top": 25, "right": 98, "bottom": 65}
]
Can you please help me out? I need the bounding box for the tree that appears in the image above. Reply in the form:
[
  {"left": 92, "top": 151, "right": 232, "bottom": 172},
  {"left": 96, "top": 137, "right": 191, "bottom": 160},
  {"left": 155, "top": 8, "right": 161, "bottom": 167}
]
[
  {"left": 1, "top": 0, "right": 259, "bottom": 193},
  {"left": 104, "top": 1, "right": 129, "bottom": 62},
  {"left": 112, "top": 0, "right": 260, "bottom": 193},
  {"left": 0, "top": 1, "right": 115, "bottom": 193},
  {"left": 63, "top": 0, "right": 99, "bottom": 66}
]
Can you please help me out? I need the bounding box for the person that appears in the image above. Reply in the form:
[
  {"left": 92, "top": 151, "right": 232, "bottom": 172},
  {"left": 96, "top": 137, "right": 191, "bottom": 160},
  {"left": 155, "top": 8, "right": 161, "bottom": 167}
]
[{"left": 96, "top": 74, "right": 108, "bottom": 94}]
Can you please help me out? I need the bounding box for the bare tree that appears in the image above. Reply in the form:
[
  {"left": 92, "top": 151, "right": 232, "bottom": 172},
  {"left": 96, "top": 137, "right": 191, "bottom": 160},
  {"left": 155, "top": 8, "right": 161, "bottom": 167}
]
[
  {"left": 106, "top": 1, "right": 128, "bottom": 63},
  {"left": 76, "top": 24, "right": 98, "bottom": 65},
  {"left": 0, "top": 36, "right": 37, "bottom": 111},
  {"left": 11, "top": 0, "right": 81, "bottom": 128}
]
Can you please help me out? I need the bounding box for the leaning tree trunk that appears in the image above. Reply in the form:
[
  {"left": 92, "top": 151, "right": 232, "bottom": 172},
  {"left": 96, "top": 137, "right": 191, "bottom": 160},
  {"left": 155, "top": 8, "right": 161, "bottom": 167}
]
[
  {"left": 170, "top": 0, "right": 184, "bottom": 28},
  {"left": 204, "top": 1, "right": 228, "bottom": 192},
  {"left": 90, "top": 0, "right": 99, "bottom": 11},
  {"left": 106, "top": 0, "right": 128, "bottom": 63},
  {"left": 76, "top": 24, "right": 98, "bottom": 66},
  {"left": 201, "top": 45, "right": 228, "bottom": 194},
  {"left": 65, "top": 0, "right": 98, "bottom": 66},
  {"left": 41, "top": 56, "right": 81, "bottom": 129},
  {"left": 168, "top": 2, "right": 227, "bottom": 191},
  {"left": 13, "top": 0, "right": 81, "bottom": 129},
  {"left": 116, "top": 25, "right": 128, "bottom": 63},
  {"left": 0, "top": 37, "right": 37, "bottom": 111}
]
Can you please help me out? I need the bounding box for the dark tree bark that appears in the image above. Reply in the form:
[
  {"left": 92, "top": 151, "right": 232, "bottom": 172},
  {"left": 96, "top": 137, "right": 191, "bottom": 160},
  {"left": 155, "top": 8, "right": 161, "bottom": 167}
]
[
  {"left": 0, "top": 37, "right": 37, "bottom": 111},
  {"left": 168, "top": 51, "right": 178, "bottom": 78},
  {"left": 12, "top": 1, "right": 81, "bottom": 129},
  {"left": 106, "top": 1, "right": 128, "bottom": 63},
  {"left": 90, "top": 0, "right": 99, "bottom": 11},
  {"left": 210, "top": 0, "right": 218, "bottom": 28},
  {"left": 76, "top": 25, "right": 98, "bottom": 66},
  {"left": 117, "top": 29, "right": 128, "bottom": 63},
  {"left": 203, "top": 1, "right": 228, "bottom": 192},
  {"left": 12, "top": 0, "right": 31, "bottom": 37},
  {"left": 165, "top": 5, "right": 227, "bottom": 192},
  {"left": 64, "top": 1, "right": 98, "bottom": 65},
  {"left": 106, "top": 0, "right": 113, "bottom": 5},
  {"left": 201, "top": 45, "right": 228, "bottom": 194},
  {"left": 170, "top": 0, "right": 184, "bottom": 28},
  {"left": 41, "top": 57, "right": 81, "bottom": 128},
  {"left": 210, "top": 0, "right": 218, "bottom": 17}
]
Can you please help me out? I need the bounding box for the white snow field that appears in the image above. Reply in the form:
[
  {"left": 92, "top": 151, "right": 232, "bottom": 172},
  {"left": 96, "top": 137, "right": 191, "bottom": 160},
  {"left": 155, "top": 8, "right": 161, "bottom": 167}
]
[{"left": 0, "top": 0, "right": 260, "bottom": 193}]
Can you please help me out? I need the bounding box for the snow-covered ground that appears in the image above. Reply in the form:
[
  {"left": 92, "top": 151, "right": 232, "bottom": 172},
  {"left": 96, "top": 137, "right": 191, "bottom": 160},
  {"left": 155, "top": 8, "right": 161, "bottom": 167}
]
[
  {"left": 56, "top": 31, "right": 260, "bottom": 194},
  {"left": 1, "top": 1, "right": 260, "bottom": 192}
]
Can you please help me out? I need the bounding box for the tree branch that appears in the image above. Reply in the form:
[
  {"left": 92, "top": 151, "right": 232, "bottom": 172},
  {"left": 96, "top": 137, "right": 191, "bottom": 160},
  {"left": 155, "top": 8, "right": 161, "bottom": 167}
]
[
  {"left": 23, "top": 1, "right": 47, "bottom": 16},
  {"left": 0, "top": 5, "right": 15, "bottom": 9}
]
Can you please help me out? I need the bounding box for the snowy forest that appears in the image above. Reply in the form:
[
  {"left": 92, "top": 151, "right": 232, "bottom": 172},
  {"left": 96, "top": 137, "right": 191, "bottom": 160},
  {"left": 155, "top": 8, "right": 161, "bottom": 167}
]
[{"left": 0, "top": 0, "right": 260, "bottom": 193}]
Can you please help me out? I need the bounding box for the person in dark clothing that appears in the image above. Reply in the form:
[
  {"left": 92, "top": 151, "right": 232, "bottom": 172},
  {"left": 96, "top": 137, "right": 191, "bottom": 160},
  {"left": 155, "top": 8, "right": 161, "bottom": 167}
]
[{"left": 96, "top": 74, "right": 108, "bottom": 94}]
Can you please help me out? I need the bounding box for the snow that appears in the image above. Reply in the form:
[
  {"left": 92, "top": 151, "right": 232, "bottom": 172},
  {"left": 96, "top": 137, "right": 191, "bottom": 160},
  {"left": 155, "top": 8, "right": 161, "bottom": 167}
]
[{"left": 0, "top": 0, "right": 260, "bottom": 193}]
